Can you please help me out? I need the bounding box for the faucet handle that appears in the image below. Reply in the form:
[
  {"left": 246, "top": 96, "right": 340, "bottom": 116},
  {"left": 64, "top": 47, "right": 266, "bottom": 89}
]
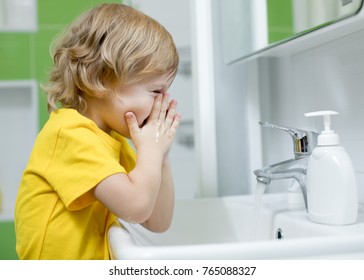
[{"left": 259, "top": 121, "right": 318, "bottom": 158}]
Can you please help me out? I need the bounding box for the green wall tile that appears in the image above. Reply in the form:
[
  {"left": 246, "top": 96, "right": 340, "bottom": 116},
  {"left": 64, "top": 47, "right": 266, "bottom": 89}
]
[
  {"left": 35, "top": 29, "right": 60, "bottom": 127},
  {"left": 0, "top": 34, "right": 32, "bottom": 79},
  {"left": 38, "top": 90, "right": 49, "bottom": 128},
  {"left": 35, "top": 31, "right": 58, "bottom": 79},
  {"left": 0, "top": 221, "right": 18, "bottom": 260},
  {"left": 38, "top": 0, "right": 122, "bottom": 25}
]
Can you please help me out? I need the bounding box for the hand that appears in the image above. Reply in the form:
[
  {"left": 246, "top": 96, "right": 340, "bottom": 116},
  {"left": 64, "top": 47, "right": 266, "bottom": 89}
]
[{"left": 125, "top": 93, "right": 181, "bottom": 155}]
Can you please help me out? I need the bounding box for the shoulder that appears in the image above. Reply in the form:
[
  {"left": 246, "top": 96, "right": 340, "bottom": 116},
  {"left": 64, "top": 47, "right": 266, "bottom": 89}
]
[
  {"left": 45, "top": 108, "right": 119, "bottom": 150},
  {"left": 49, "top": 108, "right": 99, "bottom": 133}
]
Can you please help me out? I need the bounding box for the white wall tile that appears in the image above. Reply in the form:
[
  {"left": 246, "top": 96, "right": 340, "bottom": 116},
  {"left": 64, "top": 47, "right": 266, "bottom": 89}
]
[{"left": 130, "top": 0, "right": 191, "bottom": 47}]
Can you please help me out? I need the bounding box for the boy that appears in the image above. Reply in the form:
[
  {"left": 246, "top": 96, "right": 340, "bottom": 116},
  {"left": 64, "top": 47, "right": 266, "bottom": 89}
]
[{"left": 15, "top": 3, "right": 180, "bottom": 259}]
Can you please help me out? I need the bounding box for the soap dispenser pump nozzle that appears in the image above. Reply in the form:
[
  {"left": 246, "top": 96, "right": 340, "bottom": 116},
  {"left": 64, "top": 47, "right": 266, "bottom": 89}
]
[{"left": 304, "top": 110, "right": 339, "bottom": 146}]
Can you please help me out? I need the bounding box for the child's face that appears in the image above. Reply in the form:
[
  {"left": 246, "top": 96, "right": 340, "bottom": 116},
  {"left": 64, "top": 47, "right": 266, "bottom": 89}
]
[{"left": 86, "top": 74, "right": 173, "bottom": 138}]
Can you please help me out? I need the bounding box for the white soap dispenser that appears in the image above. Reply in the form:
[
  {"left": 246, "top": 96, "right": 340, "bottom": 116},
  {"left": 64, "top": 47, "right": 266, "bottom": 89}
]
[{"left": 305, "top": 110, "right": 358, "bottom": 225}]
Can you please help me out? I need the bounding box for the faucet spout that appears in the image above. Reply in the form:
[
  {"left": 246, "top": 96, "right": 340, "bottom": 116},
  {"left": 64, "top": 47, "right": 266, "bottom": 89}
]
[
  {"left": 253, "top": 121, "right": 318, "bottom": 211},
  {"left": 254, "top": 157, "right": 308, "bottom": 209}
]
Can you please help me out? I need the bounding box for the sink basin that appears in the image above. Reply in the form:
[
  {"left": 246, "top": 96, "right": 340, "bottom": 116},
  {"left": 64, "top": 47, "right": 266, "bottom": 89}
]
[{"left": 108, "top": 193, "right": 364, "bottom": 259}]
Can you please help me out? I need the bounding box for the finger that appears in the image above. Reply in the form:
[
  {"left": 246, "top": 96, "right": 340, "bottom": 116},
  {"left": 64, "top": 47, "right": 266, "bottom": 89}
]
[
  {"left": 169, "top": 113, "right": 181, "bottom": 137},
  {"left": 165, "top": 99, "right": 178, "bottom": 128},
  {"left": 158, "top": 93, "right": 170, "bottom": 122},
  {"left": 124, "top": 112, "right": 140, "bottom": 136},
  {"left": 148, "top": 94, "right": 162, "bottom": 122}
]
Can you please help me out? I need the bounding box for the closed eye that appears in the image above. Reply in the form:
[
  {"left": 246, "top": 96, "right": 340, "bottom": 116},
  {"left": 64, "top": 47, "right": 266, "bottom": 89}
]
[{"left": 153, "top": 90, "right": 162, "bottom": 94}]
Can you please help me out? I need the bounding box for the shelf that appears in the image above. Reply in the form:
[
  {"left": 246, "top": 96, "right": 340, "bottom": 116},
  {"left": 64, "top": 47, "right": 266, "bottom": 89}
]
[{"left": 241, "top": 5, "right": 364, "bottom": 61}]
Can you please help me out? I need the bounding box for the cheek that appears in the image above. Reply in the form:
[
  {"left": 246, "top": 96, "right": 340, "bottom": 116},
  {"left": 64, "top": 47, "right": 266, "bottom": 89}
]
[{"left": 133, "top": 99, "right": 155, "bottom": 124}]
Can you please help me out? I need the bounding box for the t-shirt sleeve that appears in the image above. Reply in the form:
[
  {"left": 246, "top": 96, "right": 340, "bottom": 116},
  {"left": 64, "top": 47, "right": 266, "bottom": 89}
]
[
  {"left": 45, "top": 126, "right": 126, "bottom": 211},
  {"left": 111, "top": 131, "right": 136, "bottom": 172}
]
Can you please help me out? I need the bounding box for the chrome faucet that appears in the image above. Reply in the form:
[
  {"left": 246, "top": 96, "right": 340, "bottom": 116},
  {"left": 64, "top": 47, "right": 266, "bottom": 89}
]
[{"left": 253, "top": 122, "right": 318, "bottom": 210}]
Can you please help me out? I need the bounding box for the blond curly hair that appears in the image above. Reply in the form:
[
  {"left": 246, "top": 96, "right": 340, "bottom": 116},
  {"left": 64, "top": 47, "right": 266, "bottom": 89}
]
[{"left": 44, "top": 3, "right": 179, "bottom": 112}]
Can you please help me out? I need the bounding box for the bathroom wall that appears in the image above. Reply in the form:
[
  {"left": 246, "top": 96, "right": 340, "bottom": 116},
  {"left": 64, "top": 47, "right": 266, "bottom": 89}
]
[{"left": 0, "top": 81, "right": 38, "bottom": 217}]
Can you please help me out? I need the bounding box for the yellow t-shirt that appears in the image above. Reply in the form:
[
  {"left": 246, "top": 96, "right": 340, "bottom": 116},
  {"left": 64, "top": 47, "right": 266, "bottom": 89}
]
[{"left": 14, "top": 108, "right": 136, "bottom": 259}]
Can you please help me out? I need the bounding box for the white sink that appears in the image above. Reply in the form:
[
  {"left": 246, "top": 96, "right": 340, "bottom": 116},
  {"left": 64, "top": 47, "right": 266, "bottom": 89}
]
[{"left": 108, "top": 193, "right": 364, "bottom": 259}]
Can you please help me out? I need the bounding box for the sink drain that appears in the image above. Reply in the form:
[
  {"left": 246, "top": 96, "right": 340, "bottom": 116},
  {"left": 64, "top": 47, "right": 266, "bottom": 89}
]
[{"left": 275, "top": 228, "right": 284, "bottom": 240}]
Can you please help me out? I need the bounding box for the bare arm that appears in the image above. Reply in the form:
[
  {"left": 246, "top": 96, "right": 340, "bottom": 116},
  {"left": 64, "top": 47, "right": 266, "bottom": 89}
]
[
  {"left": 141, "top": 158, "right": 175, "bottom": 232},
  {"left": 94, "top": 93, "right": 180, "bottom": 232}
]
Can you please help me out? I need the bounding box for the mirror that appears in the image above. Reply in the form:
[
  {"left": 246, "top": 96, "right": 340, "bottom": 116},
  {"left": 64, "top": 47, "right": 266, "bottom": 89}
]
[{"left": 220, "top": 0, "right": 363, "bottom": 64}]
